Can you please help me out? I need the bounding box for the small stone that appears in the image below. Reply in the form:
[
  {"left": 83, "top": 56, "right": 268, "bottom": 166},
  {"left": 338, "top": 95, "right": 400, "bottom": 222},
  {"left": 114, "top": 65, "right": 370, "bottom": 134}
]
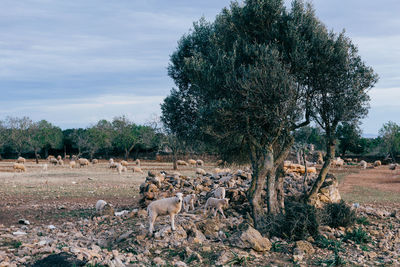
[{"left": 153, "top": 257, "right": 165, "bottom": 266}]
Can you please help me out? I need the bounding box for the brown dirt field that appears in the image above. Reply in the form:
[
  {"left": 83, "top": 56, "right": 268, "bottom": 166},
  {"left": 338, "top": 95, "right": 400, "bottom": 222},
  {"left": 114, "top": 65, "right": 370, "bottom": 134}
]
[{"left": 0, "top": 160, "right": 216, "bottom": 227}]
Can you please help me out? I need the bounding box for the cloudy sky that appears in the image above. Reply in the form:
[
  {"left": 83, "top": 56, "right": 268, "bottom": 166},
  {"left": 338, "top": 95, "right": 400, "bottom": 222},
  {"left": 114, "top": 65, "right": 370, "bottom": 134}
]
[{"left": 0, "top": 0, "right": 399, "bottom": 135}]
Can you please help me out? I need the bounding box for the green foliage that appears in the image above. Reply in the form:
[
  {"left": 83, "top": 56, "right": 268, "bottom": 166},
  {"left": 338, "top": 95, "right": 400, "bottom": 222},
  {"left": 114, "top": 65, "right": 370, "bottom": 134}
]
[
  {"left": 344, "top": 227, "right": 371, "bottom": 244},
  {"left": 356, "top": 216, "right": 370, "bottom": 226},
  {"left": 379, "top": 121, "right": 400, "bottom": 160},
  {"left": 324, "top": 201, "right": 356, "bottom": 228},
  {"left": 315, "top": 236, "right": 344, "bottom": 252},
  {"left": 260, "top": 201, "right": 319, "bottom": 241},
  {"left": 226, "top": 251, "right": 254, "bottom": 266},
  {"left": 336, "top": 122, "right": 364, "bottom": 156}
]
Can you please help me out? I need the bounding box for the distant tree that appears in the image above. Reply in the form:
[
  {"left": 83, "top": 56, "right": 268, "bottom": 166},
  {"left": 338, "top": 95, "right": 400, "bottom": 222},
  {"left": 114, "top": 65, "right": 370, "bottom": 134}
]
[
  {"left": 379, "top": 121, "right": 400, "bottom": 161},
  {"left": 294, "top": 126, "right": 325, "bottom": 151},
  {"left": 30, "top": 120, "right": 63, "bottom": 163},
  {"left": 0, "top": 120, "right": 6, "bottom": 160},
  {"left": 336, "top": 122, "right": 363, "bottom": 157},
  {"left": 306, "top": 30, "right": 378, "bottom": 203},
  {"left": 71, "top": 129, "right": 90, "bottom": 157},
  {"left": 86, "top": 120, "right": 113, "bottom": 160},
  {"left": 111, "top": 116, "right": 142, "bottom": 160},
  {"left": 6, "top": 116, "right": 33, "bottom": 157}
]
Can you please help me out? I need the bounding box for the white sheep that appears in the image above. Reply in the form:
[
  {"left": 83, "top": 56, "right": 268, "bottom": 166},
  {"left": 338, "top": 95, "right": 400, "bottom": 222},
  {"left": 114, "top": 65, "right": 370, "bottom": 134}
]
[
  {"left": 116, "top": 163, "right": 126, "bottom": 175},
  {"left": 214, "top": 187, "right": 226, "bottom": 199},
  {"left": 133, "top": 166, "right": 143, "bottom": 173},
  {"left": 95, "top": 200, "right": 114, "bottom": 216},
  {"left": 57, "top": 155, "right": 62, "bottom": 161},
  {"left": 13, "top": 163, "right": 26, "bottom": 172},
  {"left": 176, "top": 160, "right": 188, "bottom": 166},
  {"left": 196, "top": 159, "right": 204, "bottom": 167},
  {"left": 183, "top": 194, "right": 197, "bottom": 212},
  {"left": 78, "top": 158, "right": 89, "bottom": 167},
  {"left": 204, "top": 197, "right": 229, "bottom": 218},
  {"left": 69, "top": 161, "right": 76, "bottom": 169},
  {"left": 373, "top": 160, "right": 382, "bottom": 167},
  {"left": 195, "top": 168, "right": 206, "bottom": 175},
  {"left": 135, "top": 159, "right": 141, "bottom": 166},
  {"left": 92, "top": 159, "right": 98, "bottom": 164},
  {"left": 57, "top": 159, "right": 64, "bottom": 166},
  {"left": 188, "top": 159, "right": 197, "bottom": 166},
  {"left": 359, "top": 160, "right": 367, "bottom": 169},
  {"left": 147, "top": 193, "right": 183, "bottom": 233},
  {"left": 16, "top": 157, "right": 26, "bottom": 164},
  {"left": 121, "top": 160, "right": 129, "bottom": 167}
]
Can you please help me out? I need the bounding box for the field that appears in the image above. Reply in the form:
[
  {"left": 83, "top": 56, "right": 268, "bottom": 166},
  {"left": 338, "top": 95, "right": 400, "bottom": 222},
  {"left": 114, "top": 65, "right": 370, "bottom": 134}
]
[{"left": 0, "top": 160, "right": 399, "bottom": 266}]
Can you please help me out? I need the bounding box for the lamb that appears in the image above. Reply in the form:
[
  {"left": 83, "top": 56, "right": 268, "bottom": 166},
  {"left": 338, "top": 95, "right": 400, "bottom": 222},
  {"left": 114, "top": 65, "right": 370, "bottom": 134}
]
[
  {"left": 92, "top": 159, "right": 98, "bottom": 164},
  {"left": 13, "top": 163, "right": 26, "bottom": 172},
  {"left": 109, "top": 159, "right": 118, "bottom": 169},
  {"left": 204, "top": 197, "right": 229, "bottom": 218},
  {"left": 78, "top": 158, "right": 89, "bottom": 167},
  {"left": 16, "top": 157, "right": 26, "bottom": 164},
  {"left": 135, "top": 159, "right": 141, "bottom": 166},
  {"left": 188, "top": 159, "right": 197, "bottom": 166},
  {"left": 57, "top": 155, "right": 62, "bottom": 161},
  {"left": 147, "top": 192, "right": 183, "bottom": 233},
  {"left": 183, "top": 194, "right": 197, "bottom": 212},
  {"left": 196, "top": 159, "right": 204, "bottom": 167},
  {"left": 49, "top": 157, "right": 58, "bottom": 165},
  {"left": 57, "top": 159, "right": 64, "bottom": 166},
  {"left": 95, "top": 200, "right": 114, "bottom": 216},
  {"left": 195, "top": 168, "right": 206, "bottom": 176},
  {"left": 373, "top": 160, "right": 382, "bottom": 167},
  {"left": 176, "top": 160, "right": 188, "bottom": 166},
  {"left": 214, "top": 187, "right": 226, "bottom": 199},
  {"left": 121, "top": 160, "right": 129, "bottom": 167},
  {"left": 133, "top": 166, "right": 143, "bottom": 173},
  {"left": 69, "top": 161, "right": 76, "bottom": 169},
  {"left": 116, "top": 163, "right": 127, "bottom": 175},
  {"left": 359, "top": 160, "right": 367, "bottom": 169}
]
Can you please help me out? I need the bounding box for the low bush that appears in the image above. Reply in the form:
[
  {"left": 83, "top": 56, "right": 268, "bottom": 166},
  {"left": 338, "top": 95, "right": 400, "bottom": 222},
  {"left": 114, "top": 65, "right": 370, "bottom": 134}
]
[{"left": 324, "top": 201, "right": 356, "bottom": 228}]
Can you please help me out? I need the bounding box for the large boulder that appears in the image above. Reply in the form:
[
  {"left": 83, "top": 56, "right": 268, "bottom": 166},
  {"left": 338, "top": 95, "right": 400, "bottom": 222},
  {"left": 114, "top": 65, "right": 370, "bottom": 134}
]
[{"left": 229, "top": 224, "right": 271, "bottom": 252}]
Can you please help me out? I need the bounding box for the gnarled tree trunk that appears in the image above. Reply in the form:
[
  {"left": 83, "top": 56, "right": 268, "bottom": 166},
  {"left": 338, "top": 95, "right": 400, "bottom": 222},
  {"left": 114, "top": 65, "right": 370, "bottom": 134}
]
[{"left": 307, "top": 139, "right": 335, "bottom": 204}]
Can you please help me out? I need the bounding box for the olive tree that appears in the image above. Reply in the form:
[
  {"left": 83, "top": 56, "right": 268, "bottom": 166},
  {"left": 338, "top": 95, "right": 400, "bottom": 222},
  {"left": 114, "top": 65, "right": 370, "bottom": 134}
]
[
  {"left": 30, "top": 120, "right": 63, "bottom": 163},
  {"left": 6, "top": 116, "right": 33, "bottom": 157},
  {"left": 379, "top": 121, "right": 400, "bottom": 162},
  {"left": 162, "top": 0, "right": 322, "bottom": 225},
  {"left": 306, "top": 31, "right": 378, "bottom": 203}
]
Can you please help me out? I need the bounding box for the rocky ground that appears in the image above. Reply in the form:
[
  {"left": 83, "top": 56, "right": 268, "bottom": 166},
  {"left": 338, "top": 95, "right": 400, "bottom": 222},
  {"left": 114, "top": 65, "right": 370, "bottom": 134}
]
[{"left": 0, "top": 161, "right": 399, "bottom": 266}]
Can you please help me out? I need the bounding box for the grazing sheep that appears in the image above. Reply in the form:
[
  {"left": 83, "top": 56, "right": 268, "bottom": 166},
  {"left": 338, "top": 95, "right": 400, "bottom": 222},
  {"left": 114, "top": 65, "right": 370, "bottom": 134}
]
[
  {"left": 95, "top": 200, "right": 114, "bottom": 216},
  {"left": 133, "top": 166, "right": 143, "bottom": 173},
  {"left": 13, "top": 163, "right": 26, "bottom": 172},
  {"left": 135, "top": 159, "right": 141, "bottom": 166},
  {"left": 359, "top": 160, "right": 367, "bottom": 169},
  {"left": 92, "top": 159, "right": 98, "bottom": 164},
  {"left": 16, "top": 157, "right": 26, "bottom": 164},
  {"left": 147, "top": 193, "right": 183, "bottom": 233},
  {"left": 389, "top": 163, "right": 398, "bottom": 170},
  {"left": 57, "top": 155, "right": 62, "bottom": 161},
  {"left": 183, "top": 194, "right": 197, "bottom": 212},
  {"left": 47, "top": 155, "right": 55, "bottom": 161},
  {"left": 69, "top": 161, "right": 76, "bottom": 169},
  {"left": 176, "top": 160, "right": 188, "bottom": 166},
  {"left": 188, "top": 159, "right": 197, "bottom": 166},
  {"left": 196, "top": 159, "right": 204, "bottom": 167},
  {"left": 214, "top": 187, "right": 226, "bottom": 199},
  {"left": 373, "top": 160, "right": 382, "bottom": 167},
  {"left": 57, "top": 159, "right": 64, "bottom": 166},
  {"left": 78, "top": 158, "right": 89, "bottom": 167},
  {"left": 214, "top": 168, "right": 231, "bottom": 174},
  {"left": 49, "top": 158, "right": 58, "bottom": 166},
  {"left": 121, "top": 160, "right": 129, "bottom": 167},
  {"left": 332, "top": 157, "right": 344, "bottom": 167},
  {"left": 195, "top": 168, "right": 206, "bottom": 176},
  {"left": 116, "top": 163, "right": 123, "bottom": 174},
  {"left": 109, "top": 159, "right": 118, "bottom": 168},
  {"left": 204, "top": 198, "right": 229, "bottom": 218}
]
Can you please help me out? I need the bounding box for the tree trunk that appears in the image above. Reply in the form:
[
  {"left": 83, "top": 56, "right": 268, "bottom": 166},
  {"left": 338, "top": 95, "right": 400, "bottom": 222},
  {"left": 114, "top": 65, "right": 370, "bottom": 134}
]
[
  {"left": 247, "top": 148, "right": 273, "bottom": 227},
  {"left": 64, "top": 145, "right": 67, "bottom": 159},
  {"left": 307, "top": 140, "right": 335, "bottom": 204},
  {"left": 172, "top": 151, "right": 178, "bottom": 170},
  {"left": 35, "top": 150, "right": 39, "bottom": 164},
  {"left": 302, "top": 149, "right": 308, "bottom": 195},
  {"left": 124, "top": 149, "right": 129, "bottom": 160}
]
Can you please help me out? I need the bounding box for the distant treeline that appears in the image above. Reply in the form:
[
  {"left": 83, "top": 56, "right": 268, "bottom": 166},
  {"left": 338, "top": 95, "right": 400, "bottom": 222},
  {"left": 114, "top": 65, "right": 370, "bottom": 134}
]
[
  {"left": 0, "top": 116, "right": 167, "bottom": 161},
  {"left": 0, "top": 116, "right": 398, "bottom": 162}
]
